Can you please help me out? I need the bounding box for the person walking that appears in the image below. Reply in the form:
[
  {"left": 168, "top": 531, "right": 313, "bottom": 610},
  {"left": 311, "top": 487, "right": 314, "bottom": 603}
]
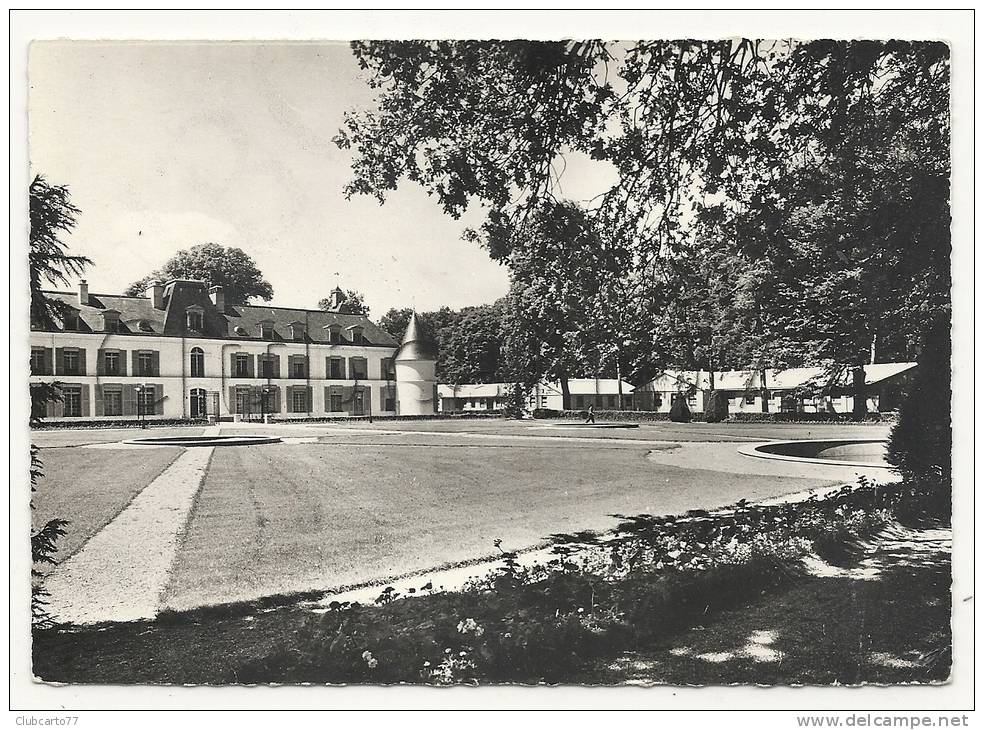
[{"left": 585, "top": 404, "right": 596, "bottom": 424}]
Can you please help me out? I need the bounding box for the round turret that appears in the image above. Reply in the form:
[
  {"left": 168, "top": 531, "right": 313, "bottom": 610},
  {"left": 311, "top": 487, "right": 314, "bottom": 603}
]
[{"left": 394, "top": 312, "right": 438, "bottom": 415}]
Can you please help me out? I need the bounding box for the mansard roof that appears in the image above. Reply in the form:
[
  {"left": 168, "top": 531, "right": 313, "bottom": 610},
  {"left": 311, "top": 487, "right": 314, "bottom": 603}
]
[{"left": 37, "top": 280, "right": 398, "bottom": 347}]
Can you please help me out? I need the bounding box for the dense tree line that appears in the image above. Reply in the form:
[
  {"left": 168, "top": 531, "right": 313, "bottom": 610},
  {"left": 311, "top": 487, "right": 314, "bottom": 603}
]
[{"left": 336, "top": 39, "right": 950, "bottom": 416}]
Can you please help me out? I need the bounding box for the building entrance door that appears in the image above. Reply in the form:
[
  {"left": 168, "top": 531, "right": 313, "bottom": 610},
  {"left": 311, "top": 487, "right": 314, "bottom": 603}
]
[
  {"left": 353, "top": 389, "right": 365, "bottom": 416},
  {"left": 190, "top": 388, "right": 207, "bottom": 418}
]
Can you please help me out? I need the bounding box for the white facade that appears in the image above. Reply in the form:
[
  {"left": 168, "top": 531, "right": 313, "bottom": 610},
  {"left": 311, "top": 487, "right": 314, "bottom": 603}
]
[{"left": 29, "top": 329, "right": 400, "bottom": 421}]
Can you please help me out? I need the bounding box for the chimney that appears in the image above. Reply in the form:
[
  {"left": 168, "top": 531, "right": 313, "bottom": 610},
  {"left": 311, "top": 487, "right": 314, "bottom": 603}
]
[
  {"left": 147, "top": 283, "right": 164, "bottom": 309},
  {"left": 78, "top": 280, "right": 89, "bottom": 306},
  {"left": 327, "top": 286, "right": 346, "bottom": 312},
  {"left": 209, "top": 285, "right": 225, "bottom": 311}
]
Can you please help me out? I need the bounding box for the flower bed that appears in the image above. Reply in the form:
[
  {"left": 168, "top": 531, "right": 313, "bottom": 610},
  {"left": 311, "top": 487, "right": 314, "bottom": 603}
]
[
  {"left": 225, "top": 479, "right": 935, "bottom": 685},
  {"left": 32, "top": 417, "right": 208, "bottom": 430}
]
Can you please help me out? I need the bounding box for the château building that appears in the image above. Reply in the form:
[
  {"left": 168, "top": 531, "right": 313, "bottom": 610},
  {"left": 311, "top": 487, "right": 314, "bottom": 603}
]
[{"left": 29, "top": 279, "right": 438, "bottom": 421}]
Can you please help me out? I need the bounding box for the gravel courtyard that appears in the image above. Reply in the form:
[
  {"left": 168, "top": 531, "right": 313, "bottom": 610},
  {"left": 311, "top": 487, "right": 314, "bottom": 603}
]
[{"left": 32, "top": 418, "right": 893, "bottom": 622}]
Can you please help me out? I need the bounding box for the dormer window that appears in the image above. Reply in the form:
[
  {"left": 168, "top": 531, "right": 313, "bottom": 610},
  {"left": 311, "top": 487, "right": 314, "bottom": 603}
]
[
  {"left": 325, "top": 324, "right": 341, "bottom": 344},
  {"left": 347, "top": 325, "right": 364, "bottom": 344},
  {"left": 63, "top": 310, "right": 79, "bottom": 331},
  {"left": 102, "top": 310, "right": 120, "bottom": 333},
  {"left": 259, "top": 321, "right": 275, "bottom": 340},
  {"left": 289, "top": 321, "right": 306, "bottom": 341},
  {"left": 185, "top": 306, "right": 204, "bottom": 332}
]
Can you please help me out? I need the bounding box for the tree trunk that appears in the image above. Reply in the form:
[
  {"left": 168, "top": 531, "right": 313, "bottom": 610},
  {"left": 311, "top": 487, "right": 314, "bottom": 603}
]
[
  {"left": 852, "top": 365, "right": 867, "bottom": 420},
  {"left": 760, "top": 368, "right": 770, "bottom": 413},
  {"left": 560, "top": 375, "right": 572, "bottom": 411}
]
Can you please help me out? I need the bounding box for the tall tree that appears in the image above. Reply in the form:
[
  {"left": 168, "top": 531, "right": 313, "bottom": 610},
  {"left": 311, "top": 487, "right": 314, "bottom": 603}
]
[
  {"left": 439, "top": 301, "right": 508, "bottom": 384},
  {"left": 29, "top": 175, "right": 91, "bottom": 328},
  {"left": 318, "top": 289, "right": 370, "bottom": 315},
  {"left": 123, "top": 243, "right": 274, "bottom": 305},
  {"left": 338, "top": 39, "right": 949, "bottom": 417},
  {"left": 29, "top": 175, "right": 89, "bottom": 625}
]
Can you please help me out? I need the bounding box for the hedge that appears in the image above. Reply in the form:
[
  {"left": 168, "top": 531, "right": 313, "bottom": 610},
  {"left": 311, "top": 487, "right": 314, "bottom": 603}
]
[
  {"left": 533, "top": 409, "right": 888, "bottom": 424},
  {"left": 270, "top": 413, "right": 501, "bottom": 424},
  {"left": 32, "top": 417, "right": 208, "bottom": 430}
]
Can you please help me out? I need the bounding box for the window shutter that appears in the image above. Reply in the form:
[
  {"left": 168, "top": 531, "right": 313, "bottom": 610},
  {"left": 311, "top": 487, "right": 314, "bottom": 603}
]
[
  {"left": 78, "top": 349, "right": 87, "bottom": 376},
  {"left": 273, "top": 387, "right": 281, "bottom": 414},
  {"left": 94, "top": 385, "right": 104, "bottom": 417},
  {"left": 305, "top": 386, "right": 313, "bottom": 413},
  {"left": 118, "top": 349, "right": 127, "bottom": 376},
  {"left": 342, "top": 385, "right": 354, "bottom": 412},
  {"left": 155, "top": 386, "right": 165, "bottom": 415},
  {"left": 43, "top": 348, "right": 53, "bottom": 375},
  {"left": 81, "top": 385, "right": 91, "bottom": 417},
  {"left": 55, "top": 347, "right": 64, "bottom": 375},
  {"left": 132, "top": 351, "right": 140, "bottom": 377},
  {"left": 122, "top": 385, "right": 137, "bottom": 416},
  {"left": 230, "top": 352, "right": 238, "bottom": 376},
  {"left": 324, "top": 386, "right": 330, "bottom": 412},
  {"left": 96, "top": 350, "right": 106, "bottom": 376},
  {"left": 151, "top": 351, "right": 160, "bottom": 377},
  {"left": 247, "top": 354, "right": 255, "bottom": 378},
  {"left": 347, "top": 358, "right": 355, "bottom": 381},
  {"left": 272, "top": 354, "right": 280, "bottom": 379},
  {"left": 286, "top": 385, "right": 294, "bottom": 413},
  {"left": 250, "top": 386, "right": 263, "bottom": 413}
]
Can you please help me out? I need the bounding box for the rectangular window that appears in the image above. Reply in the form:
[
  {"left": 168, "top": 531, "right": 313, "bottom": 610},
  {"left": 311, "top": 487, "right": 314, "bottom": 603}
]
[
  {"left": 351, "top": 359, "right": 367, "bottom": 380},
  {"left": 138, "top": 386, "right": 156, "bottom": 414},
  {"left": 380, "top": 358, "right": 394, "bottom": 379},
  {"left": 328, "top": 357, "right": 344, "bottom": 379},
  {"left": 30, "top": 349, "right": 45, "bottom": 375},
  {"left": 261, "top": 324, "right": 274, "bottom": 339},
  {"left": 292, "top": 388, "right": 309, "bottom": 413},
  {"left": 138, "top": 352, "right": 154, "bottom": 376},
  {"left": 63, "top": 386, "right": 82, "bottom": 417},
  {"left": 235, "top": 353, "right": 249, "bottom": 377},
  {"left": 105, "top": 317, "right": 119, "bottom": 334},
  {"left": 104, "top": 351, "right": 119, "bottom": 376},
  {"left": 235, "top": 387, "right": 251, "bottom": 415},
  {"left": 291, "top": 358, "right": 307, "bottom": 379},
  {"left": 63, "top": 349, "right": 80, "bottom": 375},
  {"left": 539, "top": 395, "right": 548, "bottom": 408},
  {"left": 260, "top": 357, "right": 274, "bottom": 378},
  {"left": 744, "top": 393, "right": 756, "bottom": 405},
  {"left": 63, "top": 311, "right": 79, "bottom": 331},
  {"left": 573, "top": 395, "right": 584, "bottom": 409},
  {"left": 384, "top": 391, "right": 396, "bottom": 411},
  {"left": 329, "top": 392, "right": 343, "bottom": 412},
  {"left": 103, "top": 388, "right": 123, "bottom": 416}
]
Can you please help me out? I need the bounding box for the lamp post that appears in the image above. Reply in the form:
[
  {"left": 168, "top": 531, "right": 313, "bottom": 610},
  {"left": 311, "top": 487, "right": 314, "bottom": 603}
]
[{"left": 135, "top": 384, "right": 145, "bottom": 428}]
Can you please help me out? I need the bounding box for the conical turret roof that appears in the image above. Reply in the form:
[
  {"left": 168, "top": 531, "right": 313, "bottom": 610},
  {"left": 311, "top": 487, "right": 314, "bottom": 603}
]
[{"left": 395, "top": 311, "right": 438, "bottom": 361}]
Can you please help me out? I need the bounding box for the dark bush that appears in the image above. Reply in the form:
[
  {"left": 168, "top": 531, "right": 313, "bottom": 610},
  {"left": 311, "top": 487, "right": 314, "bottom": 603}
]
[
  {"left": 669, "top": 397, "right": 692, "bottom": 423},
  {"left": 887, "top": 315, "right": 951, "bottom": 522},
  {"left": 704, "top": 390, "right": 729, "bottom": 423},
  {"left": 32, "top": 417, "right": 208, "bottom": 430}
]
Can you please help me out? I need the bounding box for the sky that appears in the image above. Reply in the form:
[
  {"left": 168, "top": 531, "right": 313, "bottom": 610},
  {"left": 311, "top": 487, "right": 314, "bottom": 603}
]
[{"left": 28, "top": 41, "right": 618, "bottom": 316}]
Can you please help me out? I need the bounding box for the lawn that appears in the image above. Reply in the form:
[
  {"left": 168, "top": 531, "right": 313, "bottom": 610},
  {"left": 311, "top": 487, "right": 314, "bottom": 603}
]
[
  {"left": 31, "top": 445, "right": 184, "bottom": 571},
  {"left": 161, "top": 440, "right": 832, "bottom": 612},
  {"left": 580, "top": 528, "right": 951, "bottom": 685}
]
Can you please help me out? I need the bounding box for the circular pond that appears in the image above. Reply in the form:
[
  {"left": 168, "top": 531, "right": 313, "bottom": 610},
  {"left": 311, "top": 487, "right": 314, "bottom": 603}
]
[
  {"left": 124, "top": 434, "right": 282, "bottom": 447},
  {"left": 741, "top": 439, "right": 889, "bottom": 468}
]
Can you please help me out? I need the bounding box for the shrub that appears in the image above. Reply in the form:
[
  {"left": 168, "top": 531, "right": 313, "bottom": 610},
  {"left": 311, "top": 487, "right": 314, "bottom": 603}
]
[
  {"left": 887, "top": 315, "right": 951, "bottom": 522},
  {"left": 669, "top": 397, "right": 692, "bottom": 423},
  {"left": 704, "top": 390, "right": 729, "bottom": 423}
]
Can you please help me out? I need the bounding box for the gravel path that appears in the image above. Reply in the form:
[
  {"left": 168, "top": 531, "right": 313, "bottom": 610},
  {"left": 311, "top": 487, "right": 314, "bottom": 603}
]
[{"left": 42, "top": 447, "right": 213, "bottom": 625}]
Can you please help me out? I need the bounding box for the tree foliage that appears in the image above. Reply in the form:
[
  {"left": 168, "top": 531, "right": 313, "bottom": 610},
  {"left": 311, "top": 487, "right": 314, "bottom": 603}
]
[
  {"left": 123, "top": 243, "right": 274, "bottom": 305},
  {"left": 338, "top": 39, "right": 950, "bottom": 385},
  {"left": 29, "top": 175, "right": 92, "bottom": 329},
  {"left": 29, "top": 175, "right": 86, "bottom": 626}
]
